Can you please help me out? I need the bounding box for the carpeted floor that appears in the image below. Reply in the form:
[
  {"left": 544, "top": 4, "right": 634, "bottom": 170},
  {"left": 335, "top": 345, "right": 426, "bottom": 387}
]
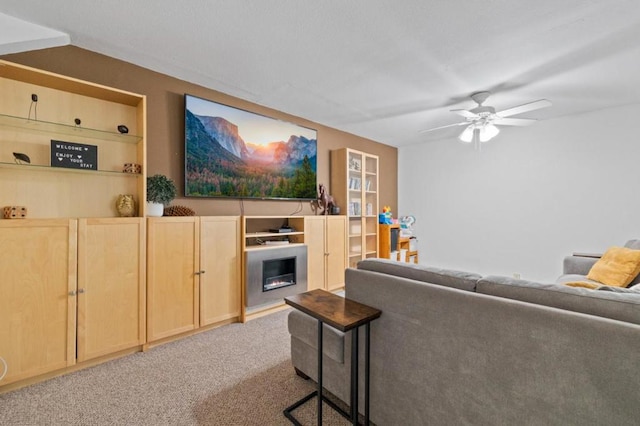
[{"left": 0, "top": 309, "right": 351, "bottom": 425}]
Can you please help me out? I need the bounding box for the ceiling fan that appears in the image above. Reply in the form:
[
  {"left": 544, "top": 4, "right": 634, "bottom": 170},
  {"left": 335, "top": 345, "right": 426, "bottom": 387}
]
[{"left": 420, "top": 91, "right": 552, "bottom": 144}]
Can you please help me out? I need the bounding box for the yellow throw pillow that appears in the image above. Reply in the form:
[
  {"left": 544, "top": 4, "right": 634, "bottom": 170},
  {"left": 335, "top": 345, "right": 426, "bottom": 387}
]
[{"left": 587, "top": 246, "right": 640, "bottom": 287}]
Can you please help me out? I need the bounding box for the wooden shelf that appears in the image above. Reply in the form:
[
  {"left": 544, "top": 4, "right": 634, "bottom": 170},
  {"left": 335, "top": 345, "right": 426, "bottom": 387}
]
[
  {"left": 0, "top": 113, "right": 142, "bottom": 143},
  {"left": 0, "top": 161, "right": 141, "bottom": 177},
  {"left": 245, "top": 231, "right": 304, "bottom": 239},
  {"left": 245, "top": 242, "right": 306, "bottom": 251}
]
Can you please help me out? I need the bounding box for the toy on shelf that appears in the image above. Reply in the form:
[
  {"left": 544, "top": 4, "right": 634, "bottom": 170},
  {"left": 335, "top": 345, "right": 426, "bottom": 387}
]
[
  {"left": 379, "top": 206, "right": 393, "bottom": 224},
  {"left": 399, "top": 215, "right": 416, "bottom": 237}
]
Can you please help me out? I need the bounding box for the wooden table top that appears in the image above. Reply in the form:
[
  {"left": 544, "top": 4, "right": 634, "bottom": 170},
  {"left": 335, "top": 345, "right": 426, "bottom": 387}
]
[{"left": 285, "top": 289, "right": 381, "bottom": 332}]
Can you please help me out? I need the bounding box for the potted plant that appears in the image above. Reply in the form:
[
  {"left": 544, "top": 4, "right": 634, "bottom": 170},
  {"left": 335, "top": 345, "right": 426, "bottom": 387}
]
[{"left": 146, "top": 174, "right": 177, "bottom": 216}]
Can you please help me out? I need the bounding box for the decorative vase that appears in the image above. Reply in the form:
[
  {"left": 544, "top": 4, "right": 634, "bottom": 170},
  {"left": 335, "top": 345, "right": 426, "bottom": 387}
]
[
  {"left": 115, "top": 194, "right": 136, "bottom": 217},
  {"left": 146, "top": 201, "right": 164, "bottom": 217}
]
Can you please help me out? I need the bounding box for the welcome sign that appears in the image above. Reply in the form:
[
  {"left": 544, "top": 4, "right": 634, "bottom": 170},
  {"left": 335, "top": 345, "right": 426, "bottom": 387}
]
[{"left": 50, "top": 140, "right": 98, "bottom": 170}]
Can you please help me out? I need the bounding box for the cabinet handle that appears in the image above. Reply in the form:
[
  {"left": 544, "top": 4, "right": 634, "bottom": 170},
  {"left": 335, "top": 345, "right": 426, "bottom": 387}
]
[
  {"left": 78, "top": 288, "right": 85, "bottom": 294},
  {"left": 68, "top": 290, "right": 76, "bottom": 296},
  {"left": 194, "top": 270, "right": 206, "bottom": 275}
]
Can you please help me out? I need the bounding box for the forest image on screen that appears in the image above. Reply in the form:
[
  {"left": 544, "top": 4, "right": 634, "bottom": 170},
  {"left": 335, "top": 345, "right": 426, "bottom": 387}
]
[{"left": 185, "top": 95, "right": 317, "bottom": 199}]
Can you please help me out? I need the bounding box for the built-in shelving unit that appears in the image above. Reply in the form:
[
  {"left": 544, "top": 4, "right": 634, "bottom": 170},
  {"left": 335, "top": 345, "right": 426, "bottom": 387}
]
[
  {"left": 331, "top": 148, "right": 379, "bottom": 268},
  {"left": 242, "top": 216, "right": 306, "bottom": 249},
  {"left": 0, "top": 59, "right": 147, "bottom": 218}
]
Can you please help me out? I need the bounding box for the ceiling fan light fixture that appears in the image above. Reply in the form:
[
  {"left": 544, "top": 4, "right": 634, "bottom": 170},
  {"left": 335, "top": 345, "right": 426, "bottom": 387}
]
[
  {"left": 459, "top": 125, "right": 475, "bottom": 143},
  {"left": 479, "top": 123, "right": 500, "bottom": 142},
  {"left": 419, "top": 91, "right": 552, "bottom": 146}
]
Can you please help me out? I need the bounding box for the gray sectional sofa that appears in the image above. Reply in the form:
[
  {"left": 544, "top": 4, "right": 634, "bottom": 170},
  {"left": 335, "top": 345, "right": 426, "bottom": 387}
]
[{"left": 288, "top": 256, "right": 640, "bottom": 425}]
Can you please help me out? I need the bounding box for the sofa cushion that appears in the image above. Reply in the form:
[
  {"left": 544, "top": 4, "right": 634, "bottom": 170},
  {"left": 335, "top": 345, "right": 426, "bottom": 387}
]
[
  {"left": 356, "top": 258, "right": 481, "bottom": 291},
  {"left": 287, "top": 309, "right": 345, "bottom": 363},
  {"left": 598, "top": 283, "right": 640, "bottom": 293},
  {"left": 477, "top": 275, "right": 640, "bottom": 325},
  {"left": 556, "top": 274, "right": 601, "bottom": 286},
  {"left": 587, "top": 246, "right": 640, "bottom": 287}
]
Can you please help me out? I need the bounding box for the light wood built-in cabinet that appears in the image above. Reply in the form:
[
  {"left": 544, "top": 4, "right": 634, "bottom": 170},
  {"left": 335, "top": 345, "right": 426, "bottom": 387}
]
[
  {"left": 0, "top": 220, "right": 77, "bottom": 386},
  {"left": 0, "top": 61, "right": 147, "bottom": 391},
  {"left": 77, "top": 218, "right": 146, "bottom": 362},
  {"left": 331, "top": 148, "right": 379, "bottom": 268},
  {"left": 146, "top": 216, "right": 241, "bottom": 344},
  {"left": 305, "top": 215, "right": 348, "bottom": 291},
  {"left": 0, "top": 60, "right": 147, "bottom": 218},
  {"left": 200, "top": 217, "right": 242, "bottom": 326},
  {"left": 0, "top": 218, "right": 145, "bottom": 387}
]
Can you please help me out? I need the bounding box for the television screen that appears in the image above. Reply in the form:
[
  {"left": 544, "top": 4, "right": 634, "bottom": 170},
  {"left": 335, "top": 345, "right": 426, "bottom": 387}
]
[{"left": 185, "top": 94, "right": 318, "bottom": 200}]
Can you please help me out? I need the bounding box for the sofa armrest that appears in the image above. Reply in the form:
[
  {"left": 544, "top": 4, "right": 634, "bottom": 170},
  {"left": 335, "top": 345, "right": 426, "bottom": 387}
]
[{"left": 562, "top": 255, "right": 599, "bottom": 275}]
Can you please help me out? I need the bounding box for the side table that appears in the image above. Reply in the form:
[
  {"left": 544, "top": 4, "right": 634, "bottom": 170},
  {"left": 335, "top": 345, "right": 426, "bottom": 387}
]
[{"left": 284, "top": 289, "right": 382, "bottom": 426}]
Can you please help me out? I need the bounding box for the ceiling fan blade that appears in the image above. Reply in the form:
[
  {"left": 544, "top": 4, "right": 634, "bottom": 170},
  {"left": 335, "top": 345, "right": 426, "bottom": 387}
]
[
  {"left": 493, "top": 117, "right": 537, "bottom": 126},
  {"left": 496, "top": 99, "right": 552, "bottom": 117},
  {"left": 450, "top": 109, "right": 479, "bottom": 119},
  {"left": 418, "top": 121, "right": 468, "bottom": 133}
]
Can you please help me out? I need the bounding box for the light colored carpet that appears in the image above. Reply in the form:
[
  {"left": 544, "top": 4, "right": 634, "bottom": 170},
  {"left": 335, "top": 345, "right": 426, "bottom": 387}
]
[{"left": 0, "top": 309, "right": 351, "bottom": 425}]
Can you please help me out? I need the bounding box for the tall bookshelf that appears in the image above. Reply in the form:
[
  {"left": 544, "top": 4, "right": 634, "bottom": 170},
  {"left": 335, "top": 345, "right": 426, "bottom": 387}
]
[{"left": 331, "top": 148, "right": 379, "bottom": 268}]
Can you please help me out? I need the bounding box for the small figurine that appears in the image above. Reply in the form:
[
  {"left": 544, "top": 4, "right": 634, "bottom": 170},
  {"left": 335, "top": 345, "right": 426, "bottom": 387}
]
[
  {"left": 13, "top": 152, "right": 31, "bottom": 164},
  {"left": 379, "top": 206, "right": 393, "bottom": 224},
  {"left": 317, "top": 184, "right": 335, "bottom": 215}
]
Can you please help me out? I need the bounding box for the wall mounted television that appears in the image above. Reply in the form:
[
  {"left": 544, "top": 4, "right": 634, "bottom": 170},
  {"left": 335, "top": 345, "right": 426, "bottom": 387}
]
[{"left": 184, "top": 94, "right": 318, "bottom": 200}]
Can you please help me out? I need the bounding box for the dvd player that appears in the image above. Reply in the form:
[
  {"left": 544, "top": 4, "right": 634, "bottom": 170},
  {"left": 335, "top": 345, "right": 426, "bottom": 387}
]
[{"left": 269, "top": 227, "right": 294, "bottom": 233}]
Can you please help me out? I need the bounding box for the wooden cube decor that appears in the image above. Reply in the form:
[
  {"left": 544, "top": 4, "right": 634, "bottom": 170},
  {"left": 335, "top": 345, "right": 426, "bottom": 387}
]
[{"left": 3, "top": 206, "right": 27, "bottom": 219}]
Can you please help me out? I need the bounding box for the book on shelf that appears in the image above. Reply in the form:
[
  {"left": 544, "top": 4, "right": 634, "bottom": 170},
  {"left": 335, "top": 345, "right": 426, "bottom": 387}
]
[
  {"left": 348, "top": 177, "right": 361, "bottom": 190},
  {"left": 348, "top": 200, "right": 362, "bottom": 216}
]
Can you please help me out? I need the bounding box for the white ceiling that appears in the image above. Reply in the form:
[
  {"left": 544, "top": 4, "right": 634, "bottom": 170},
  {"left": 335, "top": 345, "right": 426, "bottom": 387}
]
[{"left": 2, "top": 1, "right": 640, "bottom": 147}]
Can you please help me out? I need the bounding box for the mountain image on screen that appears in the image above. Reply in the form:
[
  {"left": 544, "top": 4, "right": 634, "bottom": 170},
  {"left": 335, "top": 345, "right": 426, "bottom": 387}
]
[{"left": 185, "top": 108, "right": 317, "bottom": 199}]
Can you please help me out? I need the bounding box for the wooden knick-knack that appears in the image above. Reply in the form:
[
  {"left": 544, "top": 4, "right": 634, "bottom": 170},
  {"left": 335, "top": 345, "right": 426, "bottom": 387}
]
[{"left": 116, "top": 194, "right": 136, "bottom": 217}]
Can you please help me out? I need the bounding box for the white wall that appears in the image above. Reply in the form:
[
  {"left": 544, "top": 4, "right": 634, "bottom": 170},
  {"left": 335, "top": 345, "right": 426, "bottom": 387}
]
[{"left": 398, "top": 103, "right": 640, "bottom": 282}]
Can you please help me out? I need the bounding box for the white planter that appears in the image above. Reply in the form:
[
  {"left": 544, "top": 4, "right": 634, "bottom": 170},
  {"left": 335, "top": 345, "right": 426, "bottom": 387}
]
[{"left": 146, "top": 202, "right": 164, "bottom": 217}]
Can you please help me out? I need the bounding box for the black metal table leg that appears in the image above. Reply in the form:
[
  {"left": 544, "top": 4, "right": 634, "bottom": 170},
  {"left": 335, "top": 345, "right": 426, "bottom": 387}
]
[
  {"left": 350, "top": 327, "right": 359, "bottom": 425},
  {"left": 365, "top": 323, "right": 371, "bottom": 425},
  {"left": 317, "top": 319, "right": 323, "bottom": 426}
]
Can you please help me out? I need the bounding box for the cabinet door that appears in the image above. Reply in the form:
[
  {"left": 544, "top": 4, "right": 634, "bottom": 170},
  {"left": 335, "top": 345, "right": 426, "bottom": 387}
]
[
  {"left": 200, "top": 216, "right": 241, "bottom": 326},
  {"left": 326, "top": 216, "right": 348, "bottom": 291},
  {"left": 305, "top": 216, "right": 327, "bottom": 291},
  {"left": 147, "top": 217, "right": 199, "bottom": 342},
  {"left": 77, "top": 218, "right": 145, "bottom": 362},
  {"left": 0, "top": 219, "right": 77, "bottom": 385}
]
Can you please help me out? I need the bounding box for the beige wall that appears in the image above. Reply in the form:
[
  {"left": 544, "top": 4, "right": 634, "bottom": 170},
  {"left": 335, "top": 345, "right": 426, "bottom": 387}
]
[{"left": 3, "top": 46, "right": 397, "bottom": 216}]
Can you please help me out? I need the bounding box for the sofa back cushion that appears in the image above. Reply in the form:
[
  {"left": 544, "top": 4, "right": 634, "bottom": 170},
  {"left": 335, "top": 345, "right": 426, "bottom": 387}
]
[
  {"left": 624, "top": 239, "right": 640, "bottom": 250},
  {"left": 477, "top": 275, "right": 640, "bottom": 325},
  {"left": 356, "top": 258, "right": 481, "bottom": 291}
]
